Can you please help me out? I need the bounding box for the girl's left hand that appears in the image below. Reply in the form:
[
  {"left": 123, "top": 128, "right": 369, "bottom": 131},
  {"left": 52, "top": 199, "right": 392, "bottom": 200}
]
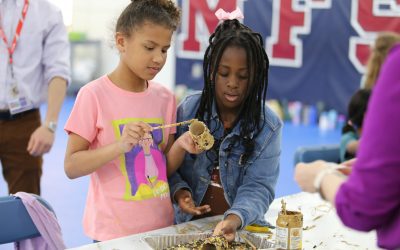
[
  {"left": 213, "top": 214, "right": 242, "bottom": 242},
  {"left": 177, "top": 131, "right": 203, "bottom": 154}
]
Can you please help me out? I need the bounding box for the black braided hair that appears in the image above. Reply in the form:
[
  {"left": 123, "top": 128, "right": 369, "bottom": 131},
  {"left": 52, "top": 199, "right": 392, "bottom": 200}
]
[
  {"left": 342, "top": 89, "right": 371, "bottom": 134},
  {"left": 197, "top": 19, "right": 270, "bottom": 164}
]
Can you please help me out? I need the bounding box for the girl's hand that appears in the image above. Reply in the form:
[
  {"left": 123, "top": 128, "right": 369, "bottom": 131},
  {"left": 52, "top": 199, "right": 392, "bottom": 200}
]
[
  {"left": 174, "top": 189, "right": 211, "bottom": 215},
  {"left": 176, "top": 131, "right": 203, "bottom": 154},
  {"left": 213, "top": 214, "right": 242, "bottom": 242},
  {"left": 294, "top": 160, "right": 328, "bottom": 192},
  {"left": 118, "top": 121, "right": 152, "bottom": 153}
]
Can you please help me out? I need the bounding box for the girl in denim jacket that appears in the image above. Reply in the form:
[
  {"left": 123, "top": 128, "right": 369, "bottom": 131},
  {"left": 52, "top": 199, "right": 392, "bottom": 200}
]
[{"left": 169, "top": 8, "right": 282, "bottom": 242}]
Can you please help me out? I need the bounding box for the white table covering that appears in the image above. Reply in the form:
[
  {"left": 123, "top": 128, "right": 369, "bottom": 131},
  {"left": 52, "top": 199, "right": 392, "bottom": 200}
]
[{"left": 68, "top": 192, "right": 382, "bottom": 250}]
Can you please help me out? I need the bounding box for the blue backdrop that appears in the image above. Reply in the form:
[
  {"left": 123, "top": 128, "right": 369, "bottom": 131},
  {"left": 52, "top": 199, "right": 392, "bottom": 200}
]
[{"left": 175, "top": 0, "right": 400, "bottom": 114}]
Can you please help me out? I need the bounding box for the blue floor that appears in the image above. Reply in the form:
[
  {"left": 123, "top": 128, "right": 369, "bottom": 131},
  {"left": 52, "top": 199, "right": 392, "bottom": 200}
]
[{"left": 0, "top": 96, "right": 341, "bottom": 249}]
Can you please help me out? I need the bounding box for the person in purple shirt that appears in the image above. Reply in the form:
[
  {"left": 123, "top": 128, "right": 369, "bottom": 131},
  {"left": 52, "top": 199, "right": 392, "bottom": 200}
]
[{"left": 294, "top": 43, "right": 400, "bottom": 250}]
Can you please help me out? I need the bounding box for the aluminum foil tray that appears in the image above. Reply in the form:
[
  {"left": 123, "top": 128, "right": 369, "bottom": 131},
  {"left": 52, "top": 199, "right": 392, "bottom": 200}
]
[{"left": 142, "top": 232, "right": 275, "bottom": 249}]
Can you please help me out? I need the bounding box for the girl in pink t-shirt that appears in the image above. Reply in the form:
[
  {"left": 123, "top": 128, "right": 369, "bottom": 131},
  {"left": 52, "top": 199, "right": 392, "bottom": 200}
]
[{"left": 64, "top": 0, "right": 196, "bottom": 241}]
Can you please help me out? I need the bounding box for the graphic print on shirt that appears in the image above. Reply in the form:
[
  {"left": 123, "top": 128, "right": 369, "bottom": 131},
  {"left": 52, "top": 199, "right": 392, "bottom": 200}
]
[{"left": 113, "top": 118, "right": 170, "bottom": 201}]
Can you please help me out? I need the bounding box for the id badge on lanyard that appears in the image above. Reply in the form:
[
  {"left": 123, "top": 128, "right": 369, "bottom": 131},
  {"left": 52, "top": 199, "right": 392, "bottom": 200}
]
[
  {"left": 0, "top": 0, "right": 32, "bottom": 114},
  {"left": 7, "top": 80, "right": 32, "bottom": 114}
]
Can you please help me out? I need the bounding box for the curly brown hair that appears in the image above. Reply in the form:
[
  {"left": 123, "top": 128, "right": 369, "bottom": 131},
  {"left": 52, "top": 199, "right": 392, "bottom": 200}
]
[
  {"left": 116, "top": 0, "right": 181, "bottom": 37},
  {"left": 364, "top": 32, "right": 400, "bottom": 89}
]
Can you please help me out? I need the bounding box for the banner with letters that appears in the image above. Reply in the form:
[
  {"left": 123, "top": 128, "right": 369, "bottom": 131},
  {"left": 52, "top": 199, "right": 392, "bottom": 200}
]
[{"left": 175, "top": 0, "right": 400, "bottom": 114}]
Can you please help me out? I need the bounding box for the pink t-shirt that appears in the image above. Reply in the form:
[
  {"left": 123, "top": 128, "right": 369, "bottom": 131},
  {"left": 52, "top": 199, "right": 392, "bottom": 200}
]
[{"left": 64, "top": 75, "right": 176, "bottom": 241}]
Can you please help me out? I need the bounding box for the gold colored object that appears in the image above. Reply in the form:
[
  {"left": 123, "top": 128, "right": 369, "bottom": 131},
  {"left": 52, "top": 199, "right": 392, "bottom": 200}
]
[
  {"left": 275, "top": 200, "right": 303, "bottom": 250},
  {"left": 151, "top": 119, "right": 215, "bottom": 151},
  {"left": 200, "top": 235, "right": 229, "bottom": 250},
  {"left": 188, "top": 120, "right": 214, "bottom": 150}
]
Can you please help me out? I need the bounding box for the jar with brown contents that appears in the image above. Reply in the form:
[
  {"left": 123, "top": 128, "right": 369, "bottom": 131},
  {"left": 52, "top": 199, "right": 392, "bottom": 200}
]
[{"left": 275, "top": 200, "right": 303, "bottom": 250}]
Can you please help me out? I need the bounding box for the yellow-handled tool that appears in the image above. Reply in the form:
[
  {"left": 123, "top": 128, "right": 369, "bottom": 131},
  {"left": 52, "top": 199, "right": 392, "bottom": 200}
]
[{"left": 244, "top": 224, "right": 271, "bottom": 233}]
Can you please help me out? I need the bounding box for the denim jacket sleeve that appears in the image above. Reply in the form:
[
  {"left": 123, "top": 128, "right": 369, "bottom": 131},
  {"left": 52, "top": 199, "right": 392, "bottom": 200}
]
[
  {"left": 169, "top": 171, "right": 192, "bottom": 203},
  {"left": 225, "top": 112, "right": 282, "bottom": 228}
]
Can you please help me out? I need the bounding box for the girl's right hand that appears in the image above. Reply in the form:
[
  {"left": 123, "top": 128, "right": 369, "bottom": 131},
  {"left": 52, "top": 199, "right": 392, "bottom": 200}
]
[{"left": 118, "top": 121, "right": 152, "bottom": 153}]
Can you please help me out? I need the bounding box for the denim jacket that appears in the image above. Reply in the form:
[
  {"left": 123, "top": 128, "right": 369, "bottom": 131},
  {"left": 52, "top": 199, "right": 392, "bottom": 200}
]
[{"left": 169, "top": 93, "right": 282, "bottom": 228}]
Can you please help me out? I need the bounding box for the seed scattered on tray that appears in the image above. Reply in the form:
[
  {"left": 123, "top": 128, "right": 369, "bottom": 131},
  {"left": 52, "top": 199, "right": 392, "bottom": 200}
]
[{"left": 164, "top": 235, "right": 252, "bottom": 250}]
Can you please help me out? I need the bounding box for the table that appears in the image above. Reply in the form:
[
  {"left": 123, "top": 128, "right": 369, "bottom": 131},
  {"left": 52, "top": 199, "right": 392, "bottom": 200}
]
[{"left": 68, "top": 192, "right": 382, "bottom": 250}]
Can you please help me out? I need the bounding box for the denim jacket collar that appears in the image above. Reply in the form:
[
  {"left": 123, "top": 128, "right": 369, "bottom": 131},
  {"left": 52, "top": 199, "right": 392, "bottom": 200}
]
[{"left": 208, "top": 101, "right": 256, "bottom": 139}]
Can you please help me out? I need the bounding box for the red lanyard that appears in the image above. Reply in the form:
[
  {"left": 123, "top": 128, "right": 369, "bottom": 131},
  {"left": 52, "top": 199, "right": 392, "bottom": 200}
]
[{"left": 0, "top": 0, "right": 29, "bottom": 66}]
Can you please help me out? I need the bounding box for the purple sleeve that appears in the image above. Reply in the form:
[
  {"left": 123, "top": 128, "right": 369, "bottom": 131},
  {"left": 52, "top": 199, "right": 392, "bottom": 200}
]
[{"left": 335, "top": 44, "right": 400, "bottom": 231}]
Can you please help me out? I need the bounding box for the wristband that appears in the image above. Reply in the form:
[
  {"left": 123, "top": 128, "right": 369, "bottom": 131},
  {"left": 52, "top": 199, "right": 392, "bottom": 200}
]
[{"left": 313, "top": 163, "right": 341, "bottom": 199}]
